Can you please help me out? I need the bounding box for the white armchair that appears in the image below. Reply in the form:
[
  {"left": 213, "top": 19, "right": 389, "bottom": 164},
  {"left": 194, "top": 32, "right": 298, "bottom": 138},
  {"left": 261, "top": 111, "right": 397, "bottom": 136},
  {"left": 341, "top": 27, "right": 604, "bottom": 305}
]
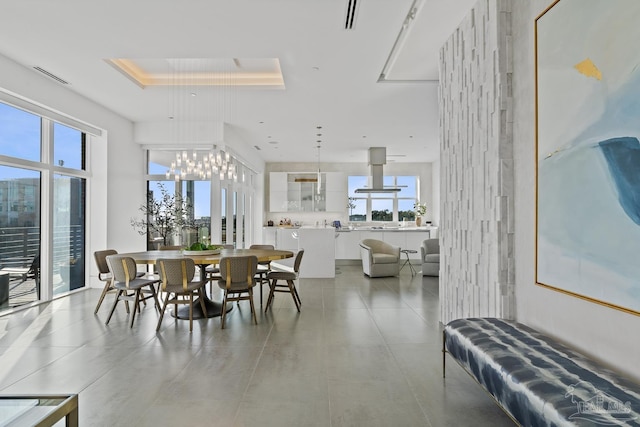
[
  {"left": 421, "top": 239, "right": 440, "bottom": 276},
  {"left": 359, "top": 239, "right": 400, "bottom": 277}
]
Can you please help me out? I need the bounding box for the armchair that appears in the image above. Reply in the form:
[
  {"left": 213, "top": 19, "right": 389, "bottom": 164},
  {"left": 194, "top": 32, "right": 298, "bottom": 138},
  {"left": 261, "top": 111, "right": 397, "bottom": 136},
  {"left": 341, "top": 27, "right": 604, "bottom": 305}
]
[
  {"left": 359, "top": 239, "right": 400, "bottom": 277},
  {"left": 421, "top": 239, "right": 440, "bottom": 276}
]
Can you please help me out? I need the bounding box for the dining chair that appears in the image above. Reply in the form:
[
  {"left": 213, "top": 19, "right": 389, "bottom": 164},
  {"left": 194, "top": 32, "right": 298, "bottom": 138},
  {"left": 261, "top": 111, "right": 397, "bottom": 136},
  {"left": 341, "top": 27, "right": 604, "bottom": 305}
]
[
  {"left": 249, "top": 244, "right": 274, "bottom": 306},
  {"left": 93, "top": 250, "right": 128, "bottom": 315},
  {"left": 217, "top": 255, "right": 258, "bottom": 329},
  {"left": 265, "top": 249, "right": 304, "bottom": 312},
  {"left": 205, "top": 244, "right": 234, "bottom": 293},
  {"left": 105, "top": 255, "right": 161, "bottom": 328},
  {"left": 156, "top": 258, "right": 208, "bottom": 332}
]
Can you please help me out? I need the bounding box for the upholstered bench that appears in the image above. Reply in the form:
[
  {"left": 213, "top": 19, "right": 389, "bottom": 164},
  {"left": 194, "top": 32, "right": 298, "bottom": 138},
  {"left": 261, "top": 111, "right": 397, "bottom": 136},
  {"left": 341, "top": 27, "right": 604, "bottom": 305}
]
[{"left": 443, "top": 318, "right": 640, "bottom": 426}]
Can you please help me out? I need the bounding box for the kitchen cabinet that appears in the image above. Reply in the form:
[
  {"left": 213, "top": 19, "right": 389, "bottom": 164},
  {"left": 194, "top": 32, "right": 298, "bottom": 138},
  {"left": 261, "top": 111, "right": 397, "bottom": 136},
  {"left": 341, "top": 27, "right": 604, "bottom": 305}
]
[
  {"left": 269, "top": 172, "right": 346, "bottom": 212},
  {"left": 325, "top": 172, "right": 346, "bottom": 212},
  {"left": 269, "top": 172, "right": 288, "bottom": 212},
  {"left": 335, "top": 231, "right": 362, "bottom": 259},
  {"left": 262, "top": 227, "right": 276, "bottom": 247},
  {"left": 335, "top": 229, "right": 431, "bottom": 260},
  {"left": 276, "top": 227, "right": 298, "bottom": 251}
]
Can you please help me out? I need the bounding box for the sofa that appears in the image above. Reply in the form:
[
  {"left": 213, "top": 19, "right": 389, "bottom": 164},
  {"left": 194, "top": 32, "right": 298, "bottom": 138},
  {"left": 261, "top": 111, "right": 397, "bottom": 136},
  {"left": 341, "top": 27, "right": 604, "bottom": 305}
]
[
  {"left": 421, "top": 238, "right": 439, "bottom": 276},
  {"left": 359, "top": 239, "right": 400, "bottom": 277}
]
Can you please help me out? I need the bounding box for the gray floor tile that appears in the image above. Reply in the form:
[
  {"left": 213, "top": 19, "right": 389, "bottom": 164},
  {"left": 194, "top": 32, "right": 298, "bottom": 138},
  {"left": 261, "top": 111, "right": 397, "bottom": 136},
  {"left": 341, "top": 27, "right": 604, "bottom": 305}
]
[{"left": 0, "top": 265, "right": 512, "bottom": 426}]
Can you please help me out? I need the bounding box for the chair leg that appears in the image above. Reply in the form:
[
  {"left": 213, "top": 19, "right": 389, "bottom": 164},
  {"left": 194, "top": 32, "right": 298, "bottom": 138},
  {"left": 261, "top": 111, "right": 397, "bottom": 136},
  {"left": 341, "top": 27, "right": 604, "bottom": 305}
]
[
  {"left": 265, "top": 279, "right": 276, "bottom": 312},
  {"left": 288, "top": 280, "right": 301, "bottom": 312},
  {"left": 156, "top": 292, "right": 170, "bottom": 332},
  {"left": 293, "top": 284, "right": 302, "bottom": 305},
  {"left": 94, "top": 281, "right": 112, "bottom": 314},
  {"left": 198, "top": 287, "right": 208, "bottom": 317},
  {"left": 220, "top": 291, "right": 228, "bottom": 329},
  {"left": 189, "top": 293, "right": 194, "bottom": 332},
  {"left": 130, "top": 290, "right": 141, "bottom": 328},
  {"left": 105, "top": 290, "right": 122, "bottom": 325},
  {"left": 248, "top": 288, "right": 257, "bottom": 324},
  {"left": 149, "top": 284, "right": 161, "bottom": 310}
]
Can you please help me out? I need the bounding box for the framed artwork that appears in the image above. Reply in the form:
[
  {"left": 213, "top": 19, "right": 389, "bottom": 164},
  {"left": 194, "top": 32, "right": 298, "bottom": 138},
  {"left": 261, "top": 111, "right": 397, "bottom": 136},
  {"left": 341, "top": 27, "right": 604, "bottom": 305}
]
[{"left": 535, "top": 0, "right": 640, "bottom": 315}]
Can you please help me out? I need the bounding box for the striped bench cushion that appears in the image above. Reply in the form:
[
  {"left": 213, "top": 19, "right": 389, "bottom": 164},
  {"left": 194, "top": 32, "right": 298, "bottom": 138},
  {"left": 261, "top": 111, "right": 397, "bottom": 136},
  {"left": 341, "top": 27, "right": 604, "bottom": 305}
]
[{"left": 444, "top": 318, "right": 640, "bottom": 426}]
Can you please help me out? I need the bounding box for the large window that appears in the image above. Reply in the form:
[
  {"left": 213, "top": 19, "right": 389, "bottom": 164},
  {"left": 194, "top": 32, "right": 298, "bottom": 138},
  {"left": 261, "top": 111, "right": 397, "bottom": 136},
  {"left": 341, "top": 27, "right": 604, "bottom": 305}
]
[
  {"left": 0, "top": 101, "right": 88, "bottom": 310},
  {"left": 0, "top": 103, "right": 41, "bottom": 162},
  {"left": 348, "top": 175, "right": 419, "bottom": 222}
]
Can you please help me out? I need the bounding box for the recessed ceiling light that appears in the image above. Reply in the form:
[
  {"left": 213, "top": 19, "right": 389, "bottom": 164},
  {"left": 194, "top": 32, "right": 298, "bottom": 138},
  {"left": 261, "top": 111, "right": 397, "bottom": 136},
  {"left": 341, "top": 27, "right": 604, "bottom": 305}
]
[
  {"left": 316, "top": 126, "right": 322, "bottom": 129},
  {"left": 268, "top": 141, "right": 279, "bottom": 145},
  {"left": 362, "top": 135, "right": 367, "bottom": 138},
  {"left": 259, "top": 121, "right": 264, "bottom": 124},
  {"left": 312, "top": 66, "right": 320, "bottom": 71},
  {"left": 316, "top": 133, "right": 322, "bottom": 137},
  {"left": 190, "top": 92, "right": 197, "bottom": 97}
]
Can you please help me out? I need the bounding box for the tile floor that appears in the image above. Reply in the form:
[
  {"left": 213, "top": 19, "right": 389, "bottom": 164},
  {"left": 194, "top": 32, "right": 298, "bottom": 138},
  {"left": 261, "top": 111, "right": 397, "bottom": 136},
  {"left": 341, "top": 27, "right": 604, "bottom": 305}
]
[{"left": 0, "top": 265, "right": 513, "bottom": 426}]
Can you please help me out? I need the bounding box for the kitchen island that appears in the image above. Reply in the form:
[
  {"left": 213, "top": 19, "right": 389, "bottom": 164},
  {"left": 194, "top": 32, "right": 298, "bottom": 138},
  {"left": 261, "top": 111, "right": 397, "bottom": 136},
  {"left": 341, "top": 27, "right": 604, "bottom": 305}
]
[{"left": 267, "top": 226, "right": 336, "bottom": 278}]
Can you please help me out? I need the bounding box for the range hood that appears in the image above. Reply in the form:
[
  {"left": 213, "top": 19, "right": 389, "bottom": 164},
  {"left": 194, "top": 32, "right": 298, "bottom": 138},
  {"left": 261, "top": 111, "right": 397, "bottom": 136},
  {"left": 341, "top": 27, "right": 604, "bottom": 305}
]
[{"left": 354, "top": 147, "right": 402, "bottom": 193}]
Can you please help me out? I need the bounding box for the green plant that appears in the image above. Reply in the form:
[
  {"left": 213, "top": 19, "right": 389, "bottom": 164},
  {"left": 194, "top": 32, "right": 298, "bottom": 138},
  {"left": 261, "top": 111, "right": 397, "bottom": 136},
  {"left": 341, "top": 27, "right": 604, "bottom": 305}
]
[
  {"left": 347, "top": 197, "right": 357, "bottom": 216},
  {"left": 131, "top": 183, "right": 193, "bottom": 246},
  {"left": 414, "top": 201, "right": 427, "bottom": 217}
]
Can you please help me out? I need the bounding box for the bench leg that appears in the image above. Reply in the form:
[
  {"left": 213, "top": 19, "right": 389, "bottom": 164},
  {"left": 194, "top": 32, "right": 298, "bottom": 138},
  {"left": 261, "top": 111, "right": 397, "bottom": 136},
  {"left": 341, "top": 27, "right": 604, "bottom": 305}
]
[{"left": 442, "top": 329, "right": 446, "bottom": 378}]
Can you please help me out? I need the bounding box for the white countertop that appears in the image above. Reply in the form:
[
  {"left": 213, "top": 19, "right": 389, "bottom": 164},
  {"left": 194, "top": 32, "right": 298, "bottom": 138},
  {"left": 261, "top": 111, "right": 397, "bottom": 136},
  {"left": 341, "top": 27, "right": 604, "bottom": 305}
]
[{"left": 337, "top": 227, "right": 432, "bottom": 232}]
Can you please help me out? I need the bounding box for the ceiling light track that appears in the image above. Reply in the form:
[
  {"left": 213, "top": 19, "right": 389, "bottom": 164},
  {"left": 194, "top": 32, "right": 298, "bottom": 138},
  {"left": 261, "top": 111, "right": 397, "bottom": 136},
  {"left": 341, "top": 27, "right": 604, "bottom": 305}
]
[{"left": 344, "top": 0, "right": 359, "bottom": 30}]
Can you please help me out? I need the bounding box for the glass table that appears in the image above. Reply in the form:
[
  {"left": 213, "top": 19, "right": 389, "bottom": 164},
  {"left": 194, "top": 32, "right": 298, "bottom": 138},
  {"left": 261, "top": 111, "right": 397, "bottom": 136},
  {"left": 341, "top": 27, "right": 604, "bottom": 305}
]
[
  {"left": 400, "top": 249, "right": 418, "bottom": 276},
  {"left": 0, "top": 394, "right": 78, "bottom": 426}
]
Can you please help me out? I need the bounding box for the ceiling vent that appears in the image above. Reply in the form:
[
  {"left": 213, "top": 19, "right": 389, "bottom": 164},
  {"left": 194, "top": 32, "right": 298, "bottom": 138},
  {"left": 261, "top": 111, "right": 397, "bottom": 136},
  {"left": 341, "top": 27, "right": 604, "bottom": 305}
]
[
  {"left": 344, "top": 0, "right": 359, "bottom": 30},
  {"left": 355, "top": 147, "right": 402, "bottom": 193},
  {"left": 33, "top": 66, "right": 69, "bottom": 85}
]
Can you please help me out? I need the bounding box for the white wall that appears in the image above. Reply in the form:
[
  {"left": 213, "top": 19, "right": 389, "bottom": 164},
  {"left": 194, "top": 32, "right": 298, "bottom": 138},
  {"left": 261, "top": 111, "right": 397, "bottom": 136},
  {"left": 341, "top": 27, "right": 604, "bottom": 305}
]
[
  {"left": 511, "top": 1, "right": 640, "bottom": 380},
  {"left": 439, "top": 0, "right": 515, "bottom": 324}
]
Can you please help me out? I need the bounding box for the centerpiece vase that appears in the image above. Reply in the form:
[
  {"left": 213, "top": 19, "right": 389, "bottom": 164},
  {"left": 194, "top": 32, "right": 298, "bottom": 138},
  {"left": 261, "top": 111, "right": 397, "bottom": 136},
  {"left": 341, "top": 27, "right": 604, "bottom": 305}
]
[{"left": 416, "top": 216, "right": 422, "bottom": 227}]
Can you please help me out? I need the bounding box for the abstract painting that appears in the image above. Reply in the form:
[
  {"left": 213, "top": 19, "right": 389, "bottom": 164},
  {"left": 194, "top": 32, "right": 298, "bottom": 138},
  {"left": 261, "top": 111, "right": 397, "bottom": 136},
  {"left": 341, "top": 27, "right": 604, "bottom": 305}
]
[{"left": 536, "top": 0, "right": 640, "bottom": 314}]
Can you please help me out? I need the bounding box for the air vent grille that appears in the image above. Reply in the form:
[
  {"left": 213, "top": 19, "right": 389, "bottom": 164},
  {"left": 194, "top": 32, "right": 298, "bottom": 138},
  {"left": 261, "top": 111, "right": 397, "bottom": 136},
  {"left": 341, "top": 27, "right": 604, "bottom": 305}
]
[
  {"left": 344, "top": 0, "right": 359, "bottom": 30},
  {"left": 33, "top": 67, "right": 69, "bottom": 85}
]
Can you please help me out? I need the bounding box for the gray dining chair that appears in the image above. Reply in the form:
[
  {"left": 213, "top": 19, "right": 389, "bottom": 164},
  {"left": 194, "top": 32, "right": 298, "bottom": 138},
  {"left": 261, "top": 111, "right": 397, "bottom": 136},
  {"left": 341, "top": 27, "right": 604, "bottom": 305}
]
[
  {"left": 265, "top": 249, "right": 304, "bottom": 312},
  {"left": 156, "top": 258, "right": 208, "bottom": 332},
  {"left": 105, "top": 255, "right": 160, "bottom": 328},
  {"left": 249, "top": 244, "right": 275, "bottom": 305},
  {"left": 217, "top": 255, "right": 258, "bottom": 329},
  {"left": 205, "top": 244, "right": 234, "bottom": 293}
]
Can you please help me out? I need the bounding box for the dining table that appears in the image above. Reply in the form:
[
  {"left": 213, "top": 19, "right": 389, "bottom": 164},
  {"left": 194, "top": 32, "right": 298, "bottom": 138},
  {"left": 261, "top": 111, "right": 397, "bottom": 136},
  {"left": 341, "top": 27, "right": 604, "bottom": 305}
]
[{"left": 119, "top": 248, "right": 294, "bottom": 319}]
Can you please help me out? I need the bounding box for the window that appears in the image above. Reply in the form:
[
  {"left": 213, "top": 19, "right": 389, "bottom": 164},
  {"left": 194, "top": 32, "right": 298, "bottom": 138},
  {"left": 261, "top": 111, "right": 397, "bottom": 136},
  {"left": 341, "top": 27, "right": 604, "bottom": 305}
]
[
  {"left": 348, "top": 175, "right": 419, "bottom": 222},
  {"left": 0, "top": 103, "right": 41, "bottom": 162},
  {"left": 0, "top": 100, "right": 88, "bottom": 309},
  {"left": 54, "top": 123, "right": 85, "bottom": 170}
]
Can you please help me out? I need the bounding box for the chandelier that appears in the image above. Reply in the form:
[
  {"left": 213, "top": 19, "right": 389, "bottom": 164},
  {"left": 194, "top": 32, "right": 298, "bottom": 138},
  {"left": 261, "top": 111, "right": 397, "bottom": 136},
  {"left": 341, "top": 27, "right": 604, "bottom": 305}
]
[{"left": 165, "top": 147, "right": 239, "bottom": 182}]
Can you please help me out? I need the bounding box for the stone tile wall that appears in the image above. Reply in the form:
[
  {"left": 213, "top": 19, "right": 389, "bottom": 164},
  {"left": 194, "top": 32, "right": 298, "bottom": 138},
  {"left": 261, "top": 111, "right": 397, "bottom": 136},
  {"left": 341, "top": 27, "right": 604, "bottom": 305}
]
[{"left": 439, "top": 0, "right": 515, "bottom": 324}]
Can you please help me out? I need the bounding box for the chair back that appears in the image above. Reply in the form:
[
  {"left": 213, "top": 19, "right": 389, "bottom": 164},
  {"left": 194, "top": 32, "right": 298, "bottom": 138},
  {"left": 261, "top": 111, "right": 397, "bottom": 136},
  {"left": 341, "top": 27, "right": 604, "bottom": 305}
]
[
  {"left": 423, "top": 239, "right": 440, "bottom": 255},
  {"left": 157, "top": 258, "right": 196, "bottom": 291},
  {"left": 249, "top": 244, "right": 274, "bottom": 250},
  {"left": 94, "top": 249, "right": 118, "bottom": 275},
  {"left": 219, "top": 256, "right": 258, "bottom": 289},
  {"left": 293, "top": 249, "right": 305, "bottom": 273},
  {"left": 106, "top": 255, "right": 138, "bottom": 287}
]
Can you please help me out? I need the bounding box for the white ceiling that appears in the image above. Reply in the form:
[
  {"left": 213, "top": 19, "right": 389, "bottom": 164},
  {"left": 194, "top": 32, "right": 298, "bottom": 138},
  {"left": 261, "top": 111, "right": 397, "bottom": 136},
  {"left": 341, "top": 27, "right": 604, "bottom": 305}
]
[{"left": 0, "top": 0, "right": 474, "bottom": 164}]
